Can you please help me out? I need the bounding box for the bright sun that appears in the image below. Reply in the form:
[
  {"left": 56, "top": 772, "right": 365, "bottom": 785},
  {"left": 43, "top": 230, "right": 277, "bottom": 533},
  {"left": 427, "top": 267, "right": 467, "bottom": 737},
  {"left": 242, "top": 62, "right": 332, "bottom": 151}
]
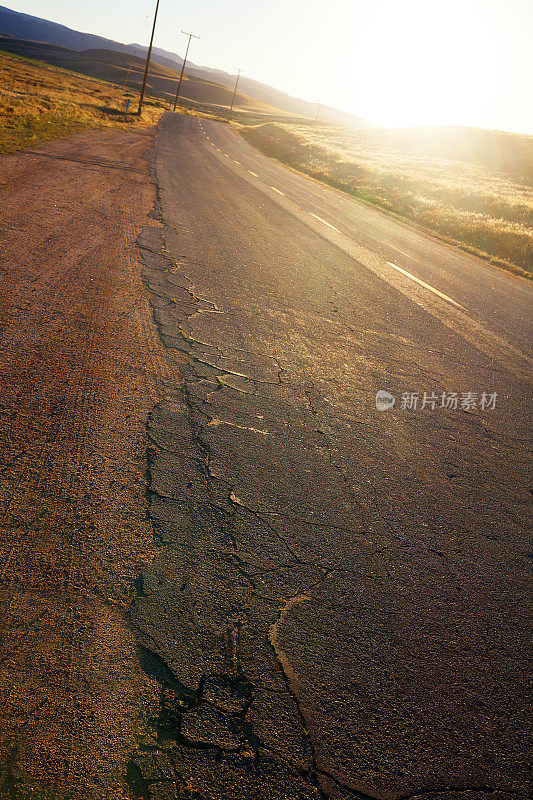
[{"left": 330, "top": 0, "right": 510, "bottom": 130}]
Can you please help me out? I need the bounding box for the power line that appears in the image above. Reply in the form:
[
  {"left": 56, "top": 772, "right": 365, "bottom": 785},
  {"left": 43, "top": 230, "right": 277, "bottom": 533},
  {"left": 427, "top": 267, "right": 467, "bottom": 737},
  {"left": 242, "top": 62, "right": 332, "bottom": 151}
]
[
  {"left": 137, "top": 0, "right": 161, "bottom": 116},
  {"left": 173, "top": 31, "right": 200, "bottom": 112},
  {"left": 315, "top": 103, "right": 321, "bottom": 121}
]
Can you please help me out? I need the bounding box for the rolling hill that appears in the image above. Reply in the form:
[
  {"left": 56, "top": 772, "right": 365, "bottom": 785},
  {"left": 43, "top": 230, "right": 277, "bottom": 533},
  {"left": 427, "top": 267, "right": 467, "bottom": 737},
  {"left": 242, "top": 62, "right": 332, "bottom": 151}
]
[{"left": 0, "top": 36, "right": 286, "bottom": 115}]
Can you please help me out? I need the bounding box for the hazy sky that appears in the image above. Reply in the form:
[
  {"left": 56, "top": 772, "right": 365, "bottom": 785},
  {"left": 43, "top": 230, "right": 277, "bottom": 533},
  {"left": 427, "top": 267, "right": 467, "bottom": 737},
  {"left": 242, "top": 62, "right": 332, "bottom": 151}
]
[{"left": 4, "top": 0, "right": 533, "bottom": 133}]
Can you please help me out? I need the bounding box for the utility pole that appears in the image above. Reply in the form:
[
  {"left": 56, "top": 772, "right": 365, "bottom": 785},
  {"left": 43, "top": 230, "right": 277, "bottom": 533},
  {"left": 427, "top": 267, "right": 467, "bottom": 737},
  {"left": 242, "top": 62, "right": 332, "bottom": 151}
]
[
  {"left": 315, "top": 103, "right": 321, "bottom": 121},
  {"left": 137, "top": 0, "right": 161, "bottom": 116},
  {"left": 173, "top": 31, "right": 200, "bottom": 111},
  {"left": 228, "top": 68, "right": 242, "bottom": 121}
]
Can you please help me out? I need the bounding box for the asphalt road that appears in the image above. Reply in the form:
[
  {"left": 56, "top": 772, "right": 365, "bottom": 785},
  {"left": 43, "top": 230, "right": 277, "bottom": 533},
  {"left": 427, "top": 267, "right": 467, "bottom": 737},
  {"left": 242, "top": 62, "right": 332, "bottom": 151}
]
[{"left": 131, "top": 113, "right": 532, "bottom": 800}]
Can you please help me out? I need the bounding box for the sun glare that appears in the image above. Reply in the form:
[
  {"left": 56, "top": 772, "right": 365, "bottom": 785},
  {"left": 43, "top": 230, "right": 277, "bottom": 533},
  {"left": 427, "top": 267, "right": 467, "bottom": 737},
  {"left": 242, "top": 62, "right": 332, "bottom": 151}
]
[{"left": 335, "top": 0, "right": 500, "bottom": 129}]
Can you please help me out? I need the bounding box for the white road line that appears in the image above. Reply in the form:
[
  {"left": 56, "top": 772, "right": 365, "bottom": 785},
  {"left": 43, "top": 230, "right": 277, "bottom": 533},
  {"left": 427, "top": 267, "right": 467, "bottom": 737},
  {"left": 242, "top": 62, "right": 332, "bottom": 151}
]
[
  {"left": 386, "top": 262, "right": 466, "bottom": 310},
  {"left": 248, "top": 170, "right": 259, "bottom": 178},
  {"left": 310, "top": 213, "right": 340, "bottom": 233},
  {"left": 270, "top": 186, "right": 285, "bottom": 196}
]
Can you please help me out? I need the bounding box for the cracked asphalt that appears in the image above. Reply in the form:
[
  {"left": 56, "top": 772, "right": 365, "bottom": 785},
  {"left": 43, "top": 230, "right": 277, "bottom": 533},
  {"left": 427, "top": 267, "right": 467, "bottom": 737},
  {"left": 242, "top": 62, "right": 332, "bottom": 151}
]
[{"left": 131, "top": 113, "right": 532, "bottom": 800}]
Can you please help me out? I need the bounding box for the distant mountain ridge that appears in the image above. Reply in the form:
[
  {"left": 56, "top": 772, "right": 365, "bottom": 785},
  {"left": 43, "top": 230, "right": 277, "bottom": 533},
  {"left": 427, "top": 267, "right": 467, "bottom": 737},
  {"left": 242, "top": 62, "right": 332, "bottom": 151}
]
[
  {"left": 0, "top": 3, "right": 374, "bottom": 128},
  {"left": 0, "top": 4, "right": 188, "bottom": 68}
]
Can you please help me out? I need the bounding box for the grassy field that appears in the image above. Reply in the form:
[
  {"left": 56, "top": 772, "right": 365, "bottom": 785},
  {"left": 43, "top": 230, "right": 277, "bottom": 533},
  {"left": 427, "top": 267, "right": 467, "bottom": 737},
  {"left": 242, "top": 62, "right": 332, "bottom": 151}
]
[
  {"left": 240, "top": 120, "right": 533, "bottom": 276},
  {"left": 0, "top": 50, "right": 169, "bottom": 153},
  {"left": 0, "top": 50, "right": 220, "bottom": 154}
]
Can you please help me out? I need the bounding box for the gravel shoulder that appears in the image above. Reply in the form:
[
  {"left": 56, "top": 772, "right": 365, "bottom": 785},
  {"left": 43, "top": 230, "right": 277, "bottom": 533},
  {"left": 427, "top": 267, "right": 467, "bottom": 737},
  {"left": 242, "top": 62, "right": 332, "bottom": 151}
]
[{"left": 0, "top": 128, "right": 182, "bottom": 798}]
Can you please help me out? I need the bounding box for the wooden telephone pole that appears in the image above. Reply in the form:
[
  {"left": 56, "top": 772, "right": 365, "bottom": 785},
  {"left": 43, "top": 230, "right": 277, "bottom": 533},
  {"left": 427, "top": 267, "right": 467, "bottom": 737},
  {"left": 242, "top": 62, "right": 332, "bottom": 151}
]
[
  {"left": 137, "top": 0, "right": 161, "bottom": 116},
  {"left": 173, "top": 31, "right": 200, "bottom": 111},
  {"left": 228, "top": 68, "right": 243, "bottom": 121}
]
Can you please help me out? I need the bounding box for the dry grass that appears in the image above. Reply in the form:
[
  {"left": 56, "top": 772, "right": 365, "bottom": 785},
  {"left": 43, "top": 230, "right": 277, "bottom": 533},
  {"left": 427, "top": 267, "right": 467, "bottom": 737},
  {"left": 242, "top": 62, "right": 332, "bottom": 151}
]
[
  {"left": 0, "top": 50, "right": 169, "bottom": 153},
  {"left": 240, "top": 120, "right": 533, "bottom": 276}
]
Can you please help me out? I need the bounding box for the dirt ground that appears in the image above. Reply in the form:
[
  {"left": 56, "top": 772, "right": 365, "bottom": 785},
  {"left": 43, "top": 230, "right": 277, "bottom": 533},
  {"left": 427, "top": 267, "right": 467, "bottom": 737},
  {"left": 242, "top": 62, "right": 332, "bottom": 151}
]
[{"left": 0, "top": 128, "right": 181, "bottom": 797}]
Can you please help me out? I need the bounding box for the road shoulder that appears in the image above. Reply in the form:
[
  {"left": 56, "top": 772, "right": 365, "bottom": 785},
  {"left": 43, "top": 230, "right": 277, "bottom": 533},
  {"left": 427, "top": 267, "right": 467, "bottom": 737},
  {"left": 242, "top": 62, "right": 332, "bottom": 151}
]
[{"left": 0, "top": 128, "right": 181, "bottom": 798}]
